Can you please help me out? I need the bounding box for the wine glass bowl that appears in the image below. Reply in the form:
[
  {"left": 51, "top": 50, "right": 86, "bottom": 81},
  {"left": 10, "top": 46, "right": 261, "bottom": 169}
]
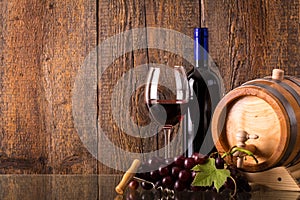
[{"left": 145, "top": 65, "right": 189, "bottom": 158}]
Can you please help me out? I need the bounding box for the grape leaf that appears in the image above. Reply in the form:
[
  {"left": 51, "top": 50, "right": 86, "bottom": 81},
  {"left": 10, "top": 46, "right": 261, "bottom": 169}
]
[{"left": 191, "top": 158, "right": 230, "bottom": 192}]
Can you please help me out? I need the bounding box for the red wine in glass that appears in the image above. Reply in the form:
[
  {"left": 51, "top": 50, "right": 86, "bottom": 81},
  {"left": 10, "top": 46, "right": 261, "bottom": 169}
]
[{"left": 147, "top": 99, "right": 188, "bottom": 127}]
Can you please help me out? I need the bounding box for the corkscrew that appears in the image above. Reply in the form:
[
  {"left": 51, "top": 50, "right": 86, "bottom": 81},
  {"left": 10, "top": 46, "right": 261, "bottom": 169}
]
[
  {"left": 133, "top": 176, "right": 175, "bottom": 199},
  {"left": 115, "top": 159, "right": 175, "bottom": 199}
]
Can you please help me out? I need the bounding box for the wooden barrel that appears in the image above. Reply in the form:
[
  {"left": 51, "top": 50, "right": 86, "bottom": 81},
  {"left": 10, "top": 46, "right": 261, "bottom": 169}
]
[{"left": 212, "top": 69, "right": 300, "bottom": 172}]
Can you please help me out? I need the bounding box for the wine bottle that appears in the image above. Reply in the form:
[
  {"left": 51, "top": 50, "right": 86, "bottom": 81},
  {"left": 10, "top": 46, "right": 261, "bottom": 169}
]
[{"left": 183, "top": 28, "right": 222, "bottom": 156}]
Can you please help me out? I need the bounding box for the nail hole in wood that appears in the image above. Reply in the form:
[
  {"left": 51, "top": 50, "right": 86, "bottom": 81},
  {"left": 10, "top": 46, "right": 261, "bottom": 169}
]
[{"left": 49, "top": 3, "right": 54, "bottom": 9}]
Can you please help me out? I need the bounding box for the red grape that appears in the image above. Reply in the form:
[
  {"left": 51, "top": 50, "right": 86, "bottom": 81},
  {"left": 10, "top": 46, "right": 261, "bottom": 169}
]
[
  {"left": 184, "top": 157, "right": 195, "bottom": 169},
  {"left": 191, "top": 152, "right": 200, "bottom": 159},
  {"left": 141, "top": 181, "right": 153, "bottom": 190},
  {"left": 224, "top": 177, "right": 235, "bottom": 190},
  {"left": 162, "top": 176, "right": 174, "bottom": 188},
  {"left": 126, "top": 190, "right": 140, "bottom": 200},
  {"left": 174, "top": 155, "right": 185, "bottom": 168},
  {"left": 215, "top": 157, "right": 225, "bottom": 169},
  {"left": 193, "top": 153, "right": 208, "bottom": 165},
  {"left": 171, "top": 166, "right": 181, "bottom": 178},
  {"left": 174, "top": 180, "right": 186, "bottom": 191},
  {"left": 178, "top": 169, "right": 191, "bottom": 182},
  {"left": 158, "top": 165, "right": 169, "bottom": 176},
  {"left": 154, "top": 180, "right": 162, "bottom": 188},
  {"left": 128, "top": 180, "right": 139, "bottom": 190},
  {"left": 150, "top": 170, "right": 160, "bottom": 181},
  {"left": 227, "top": 165, "right": 238, "bottom": 177}
]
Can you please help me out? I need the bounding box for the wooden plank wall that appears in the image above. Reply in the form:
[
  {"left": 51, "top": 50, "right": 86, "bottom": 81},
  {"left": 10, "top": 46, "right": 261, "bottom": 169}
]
[
  {"left": 0, "top": 0, "right": 299, "bottom": 174},
  {"left": 203, "top": 0, "right": 300, "bottom": 90},
  {"left": 0, "top": 0, "right": 98, "bottom": 174}
]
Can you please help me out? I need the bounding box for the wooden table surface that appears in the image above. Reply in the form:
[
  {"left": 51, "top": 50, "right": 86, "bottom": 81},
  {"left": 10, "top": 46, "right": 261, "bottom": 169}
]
[{"left": 0, "top": 175, "right": 298, "bottom": 200}]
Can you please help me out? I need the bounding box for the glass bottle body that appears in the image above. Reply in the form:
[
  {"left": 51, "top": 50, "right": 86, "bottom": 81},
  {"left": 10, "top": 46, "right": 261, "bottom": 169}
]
[{"left": 184, "top": 28, "right": 222, "bottom": 156}]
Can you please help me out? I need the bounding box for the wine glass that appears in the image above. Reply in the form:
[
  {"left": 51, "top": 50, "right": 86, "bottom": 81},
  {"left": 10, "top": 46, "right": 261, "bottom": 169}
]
[{"left": 145, "top": 65, "right": 189, "bottom": 158}]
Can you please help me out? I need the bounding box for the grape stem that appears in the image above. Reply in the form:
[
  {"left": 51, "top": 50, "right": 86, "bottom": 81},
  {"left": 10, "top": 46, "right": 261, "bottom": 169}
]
[
  {"left": 133, "top": 176, "right": 175, "bottom": 198},
  {"left": 221, "top": 146, "right": 258, "bottom": 164},
  {"left": 229, "top": 176, "right": 237, "bottom": 198},
  {"left": 133, "top": 177, "right": 154, "bottom": 187},
  {"left": 210, "top": 152, "right": 219, "bottom": 158}
]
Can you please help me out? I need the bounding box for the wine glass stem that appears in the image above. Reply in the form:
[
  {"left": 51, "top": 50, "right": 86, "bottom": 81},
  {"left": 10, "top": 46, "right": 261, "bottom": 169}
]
[{"left": 163, "top": 127, "right": 172, "bottom": 159}]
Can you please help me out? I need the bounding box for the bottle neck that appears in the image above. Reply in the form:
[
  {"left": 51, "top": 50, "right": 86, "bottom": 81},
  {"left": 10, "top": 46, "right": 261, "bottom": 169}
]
[
  {"left": 194, "top": 28, "right": 209, "bottom": 69},
  {"left": 195, "top": 58, "right": 208, "bottom": 70}
]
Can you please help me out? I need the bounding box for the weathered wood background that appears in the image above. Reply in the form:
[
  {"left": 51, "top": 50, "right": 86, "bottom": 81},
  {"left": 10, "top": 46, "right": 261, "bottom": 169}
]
[{"left": 0, "top": 0, "right": 299, "bottom": 174}]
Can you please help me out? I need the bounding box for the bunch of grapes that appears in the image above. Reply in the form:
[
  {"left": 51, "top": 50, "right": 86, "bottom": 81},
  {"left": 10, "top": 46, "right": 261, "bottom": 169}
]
[
  {"left": 224, "top": 164, "right": 252, "bottom": 193},
  {"left": 127, "top": 153, "right": 252, "bottom": 199},
  {"left": 130, "top": 153, "right": 207, "bottom": 192},
  {"left": 213, "top": 154, "right": 252, "bottom": 195}
]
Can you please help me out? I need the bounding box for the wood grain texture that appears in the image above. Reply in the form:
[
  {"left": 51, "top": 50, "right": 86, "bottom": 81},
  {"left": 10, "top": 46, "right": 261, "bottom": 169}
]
[
  {"left": 40, "top": 0, "right": 98, "bottom": 174},
  {"left": 0, "top": 0, "right": 98, "bottom": 173},
  {"left": 97, "top": 0, "right": 200, "bottom": 172},
  {"left": 225, "top": 95, "right": 283, "bottom": 165},
  {"left": 212, "top": 76, "right": 300, "bottom": 172},
  {"left": 0, "top": 0, "right": 47, "bottom": 173},
  {"left": 245, "top": 167, "right": 300, "bottom": 191},
  {"left": 203, "top": 0, "right": 300, "bottom": 92},
  {"left": 97, "top": 0, "right": 149, "bottom": 173},
  {"left": 0, "top": 0, "right": 299, "bottom": 174}
]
